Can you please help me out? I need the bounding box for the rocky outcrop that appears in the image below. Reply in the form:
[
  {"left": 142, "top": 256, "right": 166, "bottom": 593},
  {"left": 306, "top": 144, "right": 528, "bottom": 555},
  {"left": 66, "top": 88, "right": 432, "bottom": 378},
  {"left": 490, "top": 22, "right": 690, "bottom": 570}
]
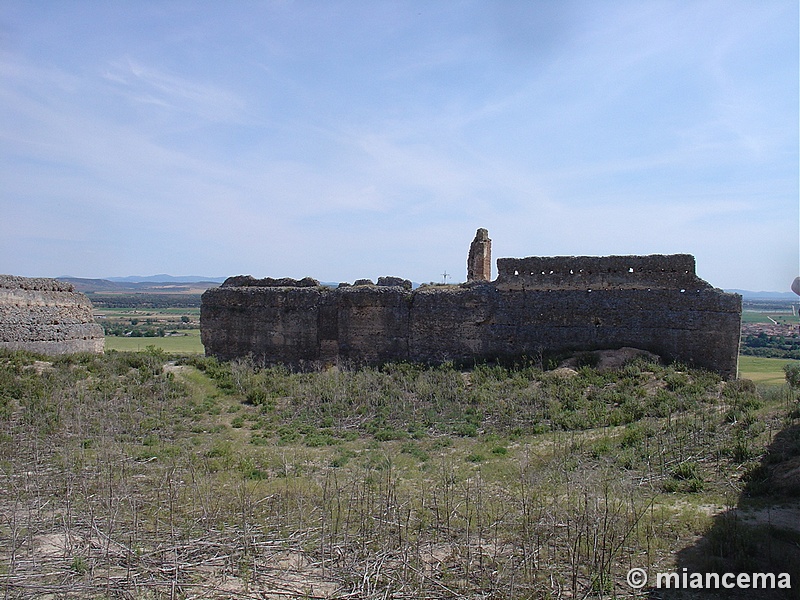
[
  {"left": 201, "top": 232, "right": 742, "bottom": 378},
  {"left": 0, "top": 275, "right": 104, "bottom": 355}
]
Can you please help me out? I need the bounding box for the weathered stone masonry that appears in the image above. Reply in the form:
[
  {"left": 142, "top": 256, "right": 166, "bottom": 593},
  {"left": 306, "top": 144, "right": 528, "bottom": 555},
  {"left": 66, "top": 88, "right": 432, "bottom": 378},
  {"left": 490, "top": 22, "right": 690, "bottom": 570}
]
[
  {"left": 467, "top": 228, "right": 491, "bottom": 281},
  {"left": 201, "top": 233, "right": 741, "bottom": 378},
  {"left": 0, "top": 275, "right": 104, "bottom": 355}
]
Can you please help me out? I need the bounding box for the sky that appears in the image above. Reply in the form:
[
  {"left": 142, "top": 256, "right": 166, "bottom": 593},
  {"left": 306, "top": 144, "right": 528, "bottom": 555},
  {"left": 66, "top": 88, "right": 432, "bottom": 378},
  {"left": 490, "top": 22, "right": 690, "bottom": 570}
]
[{"left": 1, "top": 1, "right": 797, "bottom": 291}]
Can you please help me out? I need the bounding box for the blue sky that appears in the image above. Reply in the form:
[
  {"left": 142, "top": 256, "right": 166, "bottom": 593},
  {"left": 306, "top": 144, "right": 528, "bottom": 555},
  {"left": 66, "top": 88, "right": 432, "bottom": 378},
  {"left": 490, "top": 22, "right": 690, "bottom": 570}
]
[{"left": 1, "top": 1, "right": 797, "bottom": 291}]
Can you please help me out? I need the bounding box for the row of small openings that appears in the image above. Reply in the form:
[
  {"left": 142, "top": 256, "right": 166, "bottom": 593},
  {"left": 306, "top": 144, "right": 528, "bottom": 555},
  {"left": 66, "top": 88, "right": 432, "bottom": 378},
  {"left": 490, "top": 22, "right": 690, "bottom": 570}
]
[
  {"left": 510, "top": 268, "right": 691, "bottom": 276},
  {"left": 509, "top": 287, "right": 701, "bottom": 293},
  {"left": 510, "top": 270, "right": 598, "bottom": 276},
  {"left": 584, "top": 289, "right": 699, "bottom": 293}
]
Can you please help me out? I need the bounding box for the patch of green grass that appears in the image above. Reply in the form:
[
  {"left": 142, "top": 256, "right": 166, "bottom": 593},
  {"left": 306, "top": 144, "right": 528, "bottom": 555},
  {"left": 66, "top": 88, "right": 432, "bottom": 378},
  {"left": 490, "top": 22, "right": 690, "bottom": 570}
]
[
  {"left": 741, "top": 311, "right": 799, "bottom": 325},
  {"left": 738, "top": 356, "right": 799, "bottom": 386},
  {"left": 103, "top": 329, "right": 203, "bottom": 353}
]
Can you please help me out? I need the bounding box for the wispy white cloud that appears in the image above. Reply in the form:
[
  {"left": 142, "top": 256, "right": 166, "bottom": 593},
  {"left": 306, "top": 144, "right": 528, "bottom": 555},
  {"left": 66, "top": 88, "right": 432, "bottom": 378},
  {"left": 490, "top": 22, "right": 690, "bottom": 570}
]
[
  {"left": 0, "top": 0, "right": 795, "bottom": 289},
  {"left": 101, "top": 58, "right": 246, "bottom": 122}
]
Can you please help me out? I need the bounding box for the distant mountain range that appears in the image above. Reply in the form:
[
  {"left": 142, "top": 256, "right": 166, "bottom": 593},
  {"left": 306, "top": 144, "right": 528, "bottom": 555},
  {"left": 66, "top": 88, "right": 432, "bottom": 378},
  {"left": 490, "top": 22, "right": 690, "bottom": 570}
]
[
  {"left": 57, "top": 276, "right": 224, "bottom": 294},
  {"left": 728, "top": 290, "right": 798, "bottom": 301},
  {"left": 99, "top": 273, "right": 225, "bottom": 283},
  {"left": 54, "top": 276, "right": 800, "bottom": 300},
  {"left": 105, "top": 274, "right": 226, "bottom": 283}
]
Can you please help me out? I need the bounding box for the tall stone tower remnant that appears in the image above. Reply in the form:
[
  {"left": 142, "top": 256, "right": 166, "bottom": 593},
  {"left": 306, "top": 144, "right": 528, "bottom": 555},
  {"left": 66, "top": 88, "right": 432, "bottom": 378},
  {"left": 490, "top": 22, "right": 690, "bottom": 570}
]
[
  {"left": 467, "top": 228, "right": 492, "bottom": 281},
  {"left": 0, "top": 275, "right": 104, "bottom": 355}
]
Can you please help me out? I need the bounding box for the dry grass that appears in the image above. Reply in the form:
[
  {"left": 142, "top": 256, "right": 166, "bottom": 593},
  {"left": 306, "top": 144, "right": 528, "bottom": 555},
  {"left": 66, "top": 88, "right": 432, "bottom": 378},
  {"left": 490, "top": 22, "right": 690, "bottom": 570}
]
[{"left": 0, "top": 350, "right": 798, "bottom": 598}]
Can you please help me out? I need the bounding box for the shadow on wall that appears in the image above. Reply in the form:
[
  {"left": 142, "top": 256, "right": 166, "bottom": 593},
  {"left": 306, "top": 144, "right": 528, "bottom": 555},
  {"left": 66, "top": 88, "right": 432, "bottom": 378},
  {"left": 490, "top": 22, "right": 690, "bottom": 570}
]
[{"left": 653, "top": 419, "right": 800, "bottom": 599}]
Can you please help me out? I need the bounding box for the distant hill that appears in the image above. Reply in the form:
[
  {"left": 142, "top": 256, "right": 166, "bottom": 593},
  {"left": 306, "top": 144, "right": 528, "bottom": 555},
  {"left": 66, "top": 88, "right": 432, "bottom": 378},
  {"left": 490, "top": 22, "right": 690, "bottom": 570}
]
[
  {"left": 55, "top": 277, "right": 797, "bottom": 299},
  {"left": 57, "top": 277, "right": 127, "bottom": 292},
  {"left": 105, "top": 275, "right": 226, "bottom": 284},
  {"left": 727, "top": 289, "right": 798, "bottom": 301},
  {"left": 58, "top": 277, "right": 221, "bottom": 295}
]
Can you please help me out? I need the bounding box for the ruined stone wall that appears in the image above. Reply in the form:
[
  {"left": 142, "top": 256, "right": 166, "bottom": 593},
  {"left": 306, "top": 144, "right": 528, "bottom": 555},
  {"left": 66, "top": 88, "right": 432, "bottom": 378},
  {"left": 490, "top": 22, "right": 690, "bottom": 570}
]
[
  {"left": 496, "top": 254, "right": 708, "bottom": 290},
  {"left": 484, "top": 287, "right": 740, "bottom": 377},
  {"left": 0, "top": 275, "right": 104, "bottom": 355},
  {"left": 201, "top": 256, "right": 742, "bottom": 378}
]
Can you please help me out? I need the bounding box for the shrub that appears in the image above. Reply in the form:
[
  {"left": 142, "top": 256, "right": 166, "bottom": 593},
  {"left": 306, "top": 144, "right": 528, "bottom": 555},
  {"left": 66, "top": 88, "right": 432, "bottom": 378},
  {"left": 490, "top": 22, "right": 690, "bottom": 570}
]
[
  {"left": 785, "top": 363, "right": 800, "bottom": 390},
  {"left": 671, "top": 461, "right": 699, "bottom": 480},
  {"left": 571, "top": 351, "right": 599, "bottom": 368},
  {"left": 723, "top": 378, "right": 757, "bottom": 396},
  {"left": 685, "top": 477, "right": 705, "bottom": 493},
  {"left": 374, "top": 427, "right": 407, "bottom": 441},
  {"left": 453, "top": 422, "right": 478, "bottom": 437}
]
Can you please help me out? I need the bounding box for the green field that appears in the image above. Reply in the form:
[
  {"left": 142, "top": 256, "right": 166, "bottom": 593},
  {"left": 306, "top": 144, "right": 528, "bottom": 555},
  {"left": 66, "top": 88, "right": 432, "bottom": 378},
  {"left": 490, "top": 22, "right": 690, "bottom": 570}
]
[
  {"left": 741, "top": 310, "right": 799, "bottom": 325},
  {"left": 96, "top": 307, "right": 201, "bottom": 318},
  {"left": 103, "top": 329, "right": 203, "bottom": 353},
  {"left": 96, "top": 304, "right": 204, "bottom": 353},
  {"left": 738, "top": 355, "right": 798, "bottom": 385}
]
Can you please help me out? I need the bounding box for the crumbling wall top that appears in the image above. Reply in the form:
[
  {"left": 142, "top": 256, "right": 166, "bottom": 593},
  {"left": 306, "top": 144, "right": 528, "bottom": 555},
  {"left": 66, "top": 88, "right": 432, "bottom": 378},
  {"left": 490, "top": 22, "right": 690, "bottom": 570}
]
[
  {"left": 0, "top": 275, "right": 75, "bottom": 292},
  {"left": 221, "top": 275, "right": 320, "bottom": 288},
  {"left": 377, "top": 276, "right": 413, "bottom": 289},
  {"left": 495, "top": 254, "right": 712, "bottom": 290}
]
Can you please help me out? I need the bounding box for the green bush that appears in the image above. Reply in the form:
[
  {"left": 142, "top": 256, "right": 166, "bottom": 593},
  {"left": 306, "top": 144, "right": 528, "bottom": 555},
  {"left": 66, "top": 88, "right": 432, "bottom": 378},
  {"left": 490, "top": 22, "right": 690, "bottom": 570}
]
[
  {"left": 671, "top": 461, "right": 699, "bottom": 480},
  {"left": 785, "top": 363, "right": 800, "bottom": 389}
]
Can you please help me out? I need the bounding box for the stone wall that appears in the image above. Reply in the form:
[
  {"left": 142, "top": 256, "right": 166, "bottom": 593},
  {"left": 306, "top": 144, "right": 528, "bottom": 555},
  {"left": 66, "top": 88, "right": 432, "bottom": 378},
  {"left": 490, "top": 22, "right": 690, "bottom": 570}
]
[
  {"left": 0, "top": 275, "right": 104, "bottom": 355},
  {"left": 201, "top": 252, "right": 742, "bottom": 378},
  {"left": 495, "top": 254, "right": 708, "bottom": 290}
]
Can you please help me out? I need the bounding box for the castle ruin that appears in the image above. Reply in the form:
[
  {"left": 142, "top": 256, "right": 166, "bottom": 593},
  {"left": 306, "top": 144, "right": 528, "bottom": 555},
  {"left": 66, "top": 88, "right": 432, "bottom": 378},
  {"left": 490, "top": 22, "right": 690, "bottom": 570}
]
[
  {"left": 201, "top": 230, "right": 742, "bottom": 378},
  {"left": 0, "top": 275, "right": 104, "bottom": 355}
]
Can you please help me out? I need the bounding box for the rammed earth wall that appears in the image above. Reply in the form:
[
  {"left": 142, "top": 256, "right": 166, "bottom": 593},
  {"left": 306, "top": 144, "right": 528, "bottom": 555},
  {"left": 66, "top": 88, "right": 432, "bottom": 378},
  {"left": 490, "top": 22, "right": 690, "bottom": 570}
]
[
  {"left": 0, "top": 275, "right": 104, "bottom": 355},
  {"left": 201, "top": 252, "right": 742, "bottom": 379}
]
